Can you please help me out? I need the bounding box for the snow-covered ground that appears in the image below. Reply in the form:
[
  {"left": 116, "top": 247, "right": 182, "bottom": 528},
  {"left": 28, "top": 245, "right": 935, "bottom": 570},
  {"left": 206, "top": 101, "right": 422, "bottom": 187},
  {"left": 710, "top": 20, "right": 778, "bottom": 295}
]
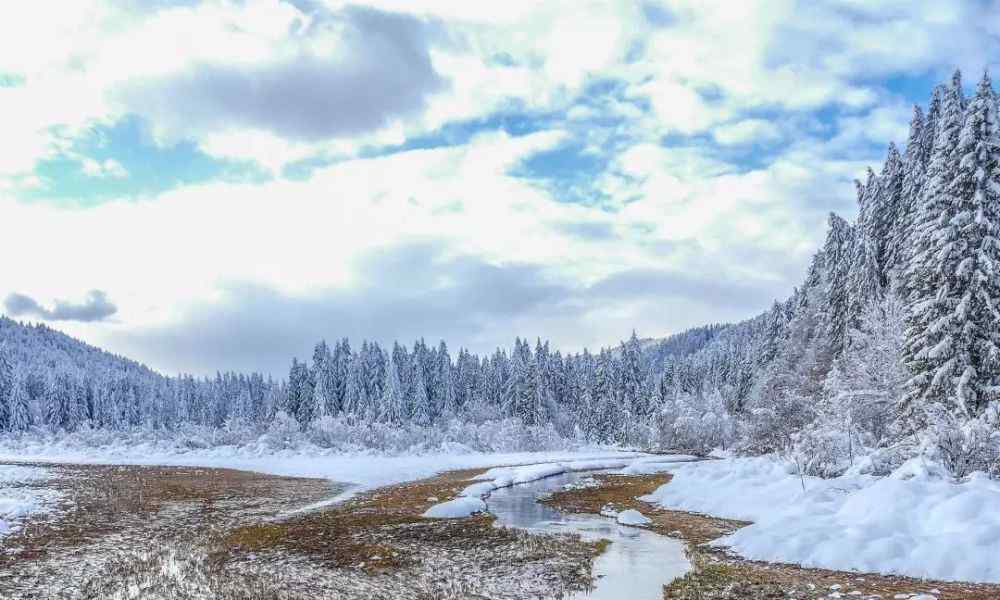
[
  {"left": 640, "top": 456, "right": 1000, "bottom": 584},
  {"left": 0, "top": 465, "right": 61, "bottom": 539},
  {"left": 0, "top": 443, "right": 643, "bottom": 495}
]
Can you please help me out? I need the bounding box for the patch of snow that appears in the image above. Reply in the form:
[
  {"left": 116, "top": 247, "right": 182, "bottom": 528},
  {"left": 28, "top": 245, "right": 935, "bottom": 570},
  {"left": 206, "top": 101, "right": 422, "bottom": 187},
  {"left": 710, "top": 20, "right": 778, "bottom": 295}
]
[
  {"left": 560, "top": 476, "right": 599, "bottom": 492},
  {"left": 615, "top": 509, "right": 651, "bottom": 526},
  {"left": 422, "top": 457, "right": 642, "bottom": 519},
  {"left": 422, "top": 496, "right": 488, "bottom": 519},
  {"left": 617, "top": 455, "right": 701, "bottom": 475},
  {"left": 0, "top": 465, "right": 60, "bottom": 539},
  {"left": 640, "top": 456, "right": 1000, "bottom": 583}
]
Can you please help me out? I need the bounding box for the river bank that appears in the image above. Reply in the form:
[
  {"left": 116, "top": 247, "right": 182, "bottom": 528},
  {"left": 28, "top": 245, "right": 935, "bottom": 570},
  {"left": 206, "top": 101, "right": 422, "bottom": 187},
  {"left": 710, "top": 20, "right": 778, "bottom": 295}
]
[
  {"left": 539, "top": 471, "right": 1000, "bottom": 599},
  {"left": 7, "top": 456, "right": 1000, "bottom": 599}
]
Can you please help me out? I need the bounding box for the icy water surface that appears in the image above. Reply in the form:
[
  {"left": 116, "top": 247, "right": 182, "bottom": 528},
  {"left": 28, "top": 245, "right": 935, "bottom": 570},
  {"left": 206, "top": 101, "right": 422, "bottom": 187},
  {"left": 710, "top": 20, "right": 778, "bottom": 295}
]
[{"left": 486, "top": 470, "right": 690, "bottom": 600}]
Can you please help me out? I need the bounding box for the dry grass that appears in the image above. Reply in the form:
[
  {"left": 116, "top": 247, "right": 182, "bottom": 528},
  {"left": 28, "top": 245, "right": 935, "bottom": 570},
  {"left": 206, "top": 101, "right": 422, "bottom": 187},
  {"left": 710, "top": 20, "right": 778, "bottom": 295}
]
[
  {"left": 219, "top": 466, "right": 608, "bottom": 583},
  {"left": 1, "top": 462, "right": 607, "bottom": 600},
  {"left": 1, "top": 463, "right": 332, "bottom": 565}
]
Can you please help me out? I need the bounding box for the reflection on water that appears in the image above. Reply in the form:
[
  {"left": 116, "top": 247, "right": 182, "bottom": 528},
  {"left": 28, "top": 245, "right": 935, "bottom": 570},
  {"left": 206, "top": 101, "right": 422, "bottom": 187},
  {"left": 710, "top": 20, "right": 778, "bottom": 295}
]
[{"left": 486, "top": 470, "right": 690, "bottom": 600}]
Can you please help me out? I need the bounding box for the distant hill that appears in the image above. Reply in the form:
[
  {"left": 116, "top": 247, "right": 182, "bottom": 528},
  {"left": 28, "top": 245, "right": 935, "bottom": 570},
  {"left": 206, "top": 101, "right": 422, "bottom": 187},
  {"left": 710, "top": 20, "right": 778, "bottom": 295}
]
[{"left": 0, "top": 316, "right": 162, "bottom": 383}]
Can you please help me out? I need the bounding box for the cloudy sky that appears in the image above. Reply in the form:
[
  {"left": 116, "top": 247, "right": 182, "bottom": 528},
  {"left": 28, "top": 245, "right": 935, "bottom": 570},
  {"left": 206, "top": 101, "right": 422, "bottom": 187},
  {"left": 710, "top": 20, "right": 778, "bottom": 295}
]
[{"left": 2, "top": 1, "right": 999, "bottom": 376}]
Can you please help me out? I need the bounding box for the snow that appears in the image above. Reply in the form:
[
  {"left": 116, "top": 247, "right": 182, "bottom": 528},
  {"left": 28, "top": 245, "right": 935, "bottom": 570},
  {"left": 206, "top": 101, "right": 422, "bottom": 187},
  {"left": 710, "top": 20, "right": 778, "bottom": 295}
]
[
  {"left": 422, "top": 496, "right": 488, "bottom": 519},
  {"left": 617, "top": 454, "right": 700, "bottom": 475},
  {"left": 615, "top": 509, "right": 651, "bottom": 526},
  {"left": 423, "top": 457, "right": 640, "bottom": 519},
  {"left": 0, "top": 443, "right": 646, "bottom": 523},
  {"left": 640, "top": 456, "right": 1000, "bottom": 583},
  {"left": 0, "top": 444, "right": 642, "bottom": 492},
  {"left": 0, "top": 465, "right": 59, "bottom": 539}
]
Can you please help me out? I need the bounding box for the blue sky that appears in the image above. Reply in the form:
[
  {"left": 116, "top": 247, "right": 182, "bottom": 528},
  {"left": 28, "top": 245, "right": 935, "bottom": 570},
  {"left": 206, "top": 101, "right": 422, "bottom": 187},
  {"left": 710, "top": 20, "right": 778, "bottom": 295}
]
[{"left": 3, "top": 0, "right": 1000, "bottom": 375}]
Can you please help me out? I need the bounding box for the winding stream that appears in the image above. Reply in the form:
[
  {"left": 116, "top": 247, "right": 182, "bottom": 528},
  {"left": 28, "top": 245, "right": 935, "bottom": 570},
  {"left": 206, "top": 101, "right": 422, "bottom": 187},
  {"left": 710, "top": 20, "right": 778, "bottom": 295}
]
[{"left": 486, "top": 470, "right": 690, "bottom": 599}]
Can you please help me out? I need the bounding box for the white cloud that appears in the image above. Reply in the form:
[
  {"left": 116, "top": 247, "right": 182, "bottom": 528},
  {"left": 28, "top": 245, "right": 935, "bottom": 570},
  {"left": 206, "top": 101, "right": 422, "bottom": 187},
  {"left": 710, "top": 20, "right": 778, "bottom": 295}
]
[
  {"left": 3, "top": 0, "right": 997, "bottom": 372},
  {"left": 1, "top": 0, "right": 992, "bottom": 181},
  {"left": 81, "top": 158, "right": 128, "bottom": 179},
  {"left": 1, "top": 117, "right": 834, "bottom": 371},
  {"left": 712, "top": 119, "right": 783, "bottom": 146}
]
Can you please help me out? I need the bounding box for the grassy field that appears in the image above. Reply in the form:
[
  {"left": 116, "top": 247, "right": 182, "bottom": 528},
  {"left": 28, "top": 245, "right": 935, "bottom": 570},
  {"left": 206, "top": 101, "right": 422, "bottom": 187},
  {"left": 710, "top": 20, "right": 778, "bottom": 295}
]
[{"left": 0, "top": 462, "right": 604, "bottom": 600}]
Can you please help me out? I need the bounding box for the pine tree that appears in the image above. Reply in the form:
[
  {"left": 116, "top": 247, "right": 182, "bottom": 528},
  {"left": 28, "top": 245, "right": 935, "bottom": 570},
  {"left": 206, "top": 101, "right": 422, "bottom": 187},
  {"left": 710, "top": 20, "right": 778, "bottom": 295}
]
[
  {"left": 925, "top": 72, "right": 1000, "bottom": 416},
  {"left": 893, "top": 105, "right": 927, "bottom": 295},
  {"left": 437, "top": 341, "right": 457, "bottom": 418},
  {"left": 504, "top": 339, "right": 534, "bottom": 423},
  {"left": 620, "top": 331, "right": 645, "bottom": 421},
  {"left": 380, "top": 355, "right": 405, "bottom": 425},
  {"left": 920, "top": 85, "right": 944, "bottom": 171},
  {"left": 343, "top": 355, "right": 366, "bottom": 420},
  {"left": 849, "top": 169, "right": 884, "bottom": 321},
  {"left": 903, "top": 70, "right": 970, "bottom": 421},
  {"left": 877, "top": 143, "right": 905, "bottom": 280},
  {"left": 409, "top": 363, "right": 431, "bottom": 426},
  {"left": 0, "top": 344, "right": 12, "bottom": 431},
  {"left": 311, "top": 341, "right": 333, "bottom": 419},
  {"left": 823, "top": 213, "right": 855, "bottom": 356},
  {"left": 8, "top": 372, "right": 30, "bottom": 432}
]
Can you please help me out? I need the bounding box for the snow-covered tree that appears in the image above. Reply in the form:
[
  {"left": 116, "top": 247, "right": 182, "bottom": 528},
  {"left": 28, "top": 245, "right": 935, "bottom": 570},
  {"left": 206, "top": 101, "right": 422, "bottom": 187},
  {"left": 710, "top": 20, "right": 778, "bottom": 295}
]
[
  {"left": 903, "top": 70, "right": 969, "bottom": 423},
  {"left": 905, "top": 71, "right": 1000, "bottom": 422},
  {"left": 379, "top": 355, "right": 406, "bottom": 425}
]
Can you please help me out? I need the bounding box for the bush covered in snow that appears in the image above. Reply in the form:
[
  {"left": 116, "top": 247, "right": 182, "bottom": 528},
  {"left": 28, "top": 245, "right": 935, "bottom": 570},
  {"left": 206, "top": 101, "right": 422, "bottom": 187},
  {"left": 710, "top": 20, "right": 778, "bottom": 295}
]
[{"left": 0, "top": 414, "right": 581, "bottom": 458}]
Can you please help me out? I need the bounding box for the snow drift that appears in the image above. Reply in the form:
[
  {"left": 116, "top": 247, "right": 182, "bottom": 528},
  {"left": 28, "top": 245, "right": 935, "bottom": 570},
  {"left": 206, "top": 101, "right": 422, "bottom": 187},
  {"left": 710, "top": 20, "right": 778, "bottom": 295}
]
[{"left": 641, "top": 456, "right": 1000, "bottom": 583}]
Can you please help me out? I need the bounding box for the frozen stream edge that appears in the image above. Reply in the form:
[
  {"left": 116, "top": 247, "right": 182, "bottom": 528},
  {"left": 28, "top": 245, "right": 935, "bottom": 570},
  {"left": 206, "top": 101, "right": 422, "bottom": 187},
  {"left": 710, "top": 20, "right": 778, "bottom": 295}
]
[{"left": 484, "top": 468, "right": 691, "bottom": 600}]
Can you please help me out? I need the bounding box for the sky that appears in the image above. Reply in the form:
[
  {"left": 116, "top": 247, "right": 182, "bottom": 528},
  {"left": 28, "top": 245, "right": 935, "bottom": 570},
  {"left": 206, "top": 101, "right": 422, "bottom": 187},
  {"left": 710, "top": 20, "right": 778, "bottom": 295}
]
[{"left": 2, "top": 0, "right": 1000, "bottom": 376}]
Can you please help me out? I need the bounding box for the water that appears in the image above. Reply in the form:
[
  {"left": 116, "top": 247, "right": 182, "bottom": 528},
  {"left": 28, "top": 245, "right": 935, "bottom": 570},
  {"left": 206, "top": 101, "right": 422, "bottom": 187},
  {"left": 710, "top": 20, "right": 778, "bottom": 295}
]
[{"left": 486, "top": 470, "right": 690, "bottom": 599}]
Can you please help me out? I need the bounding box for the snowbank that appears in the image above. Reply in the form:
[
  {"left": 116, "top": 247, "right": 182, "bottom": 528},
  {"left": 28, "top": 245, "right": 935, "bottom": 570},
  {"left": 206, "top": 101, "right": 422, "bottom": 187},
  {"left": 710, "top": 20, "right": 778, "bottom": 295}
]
[
  {"left": 641, "top": 456, "right": 1000, "bottom": 583},
  {"left": 422, "top": 458, "right": 637, "bottom": 519},
  {"left": 0, "top": 465, "right": 60, "bottom": 539},
  {"left": 618, "top": 454, "right": 700, "bottom": 475},
  {"left": 615, "top": 509, "right": 652, "bottom": 526},
  {"left": 422, "top": 496, "right": 488, "bottom": 519}
]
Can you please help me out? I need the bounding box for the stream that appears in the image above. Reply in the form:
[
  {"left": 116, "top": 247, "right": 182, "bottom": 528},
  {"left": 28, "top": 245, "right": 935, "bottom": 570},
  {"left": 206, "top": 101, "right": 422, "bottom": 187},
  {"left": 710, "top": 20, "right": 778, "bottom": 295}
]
[{"left": 485, "top": 469, "right": 690, "bottom": 599}]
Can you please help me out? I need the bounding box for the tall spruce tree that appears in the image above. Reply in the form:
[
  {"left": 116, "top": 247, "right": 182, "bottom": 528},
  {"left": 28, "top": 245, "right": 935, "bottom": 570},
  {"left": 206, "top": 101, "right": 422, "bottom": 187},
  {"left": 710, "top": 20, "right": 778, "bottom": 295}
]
[
  {"left": 823, "top": 213, "right": 855, "bottom": 355},
  {"left": 0, "top": 344, "right": 12, "bottom": 431},
  {"left": 931, "top": 72, "right": 1000, "bottom": 416},
  {"left": 878, "top": 143, "right": 906, "bottom": 280},
  {"left": 903, "top": 71, "right": 969, "bottom": 421},
  {"left": 893, "top": 106, "right": 927, "bottom": 294}
]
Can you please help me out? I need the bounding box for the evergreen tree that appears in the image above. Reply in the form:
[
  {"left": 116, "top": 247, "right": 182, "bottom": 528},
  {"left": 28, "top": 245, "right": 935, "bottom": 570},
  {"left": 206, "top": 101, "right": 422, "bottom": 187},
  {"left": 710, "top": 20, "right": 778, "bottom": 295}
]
[
  {"left": 409, "top": 363, "right": 431, "bottom": 426},
  {"left": 920, "top": 72, "right": 1000, "bottom": 416},
  {"left": 823, "top": 213, "right": 854, "bottom": 355},
  {"left": 878, "top": 143, "right": 906, "bottom": 279},
  {"left": 894, "top": 105, "right": 927, "bottom": 293},
  {"left": 380, "top": 355, "right": 406, "bottom": 425},
  {"left": 8, "top": 372, "right": 30, "bottom": 432},
  {"left": 0, "top": 344, "right": 12, "bottom": 431},
  {"left": 903, "top": 70, "right": 970, "bottom": 421},
  {"left": 850, "top": 169, "right": 884, "bottom": 320}
]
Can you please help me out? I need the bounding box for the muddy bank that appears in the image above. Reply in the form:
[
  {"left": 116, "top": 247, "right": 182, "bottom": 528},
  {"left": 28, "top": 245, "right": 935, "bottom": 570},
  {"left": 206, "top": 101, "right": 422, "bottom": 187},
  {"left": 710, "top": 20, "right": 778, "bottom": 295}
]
[
  {"left": 540, "top": 472, "right": 1000, "bottom": 600},
  {"left": 0, "top": 462, "right": 604, "bottom": 600}
]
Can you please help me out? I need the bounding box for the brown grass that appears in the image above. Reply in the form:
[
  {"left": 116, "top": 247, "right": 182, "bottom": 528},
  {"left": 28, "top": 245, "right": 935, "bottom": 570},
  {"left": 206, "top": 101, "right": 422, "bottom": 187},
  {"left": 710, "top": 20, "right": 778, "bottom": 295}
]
[
  {"left": 218, "top": 466, "right": 608, "bottom": 575},
  {"left": 1, "top": 463, "right": 332, "bottom": 565},
  {"left": 2, "top": 461, "right": 607, "bottom": 599}
]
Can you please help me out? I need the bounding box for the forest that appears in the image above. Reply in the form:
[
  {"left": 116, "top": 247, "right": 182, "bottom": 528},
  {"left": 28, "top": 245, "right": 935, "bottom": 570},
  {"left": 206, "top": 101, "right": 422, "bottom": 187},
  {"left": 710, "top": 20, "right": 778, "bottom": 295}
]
[{"left": 2, "top": 70, "right": 1000, "bottom": 479}]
